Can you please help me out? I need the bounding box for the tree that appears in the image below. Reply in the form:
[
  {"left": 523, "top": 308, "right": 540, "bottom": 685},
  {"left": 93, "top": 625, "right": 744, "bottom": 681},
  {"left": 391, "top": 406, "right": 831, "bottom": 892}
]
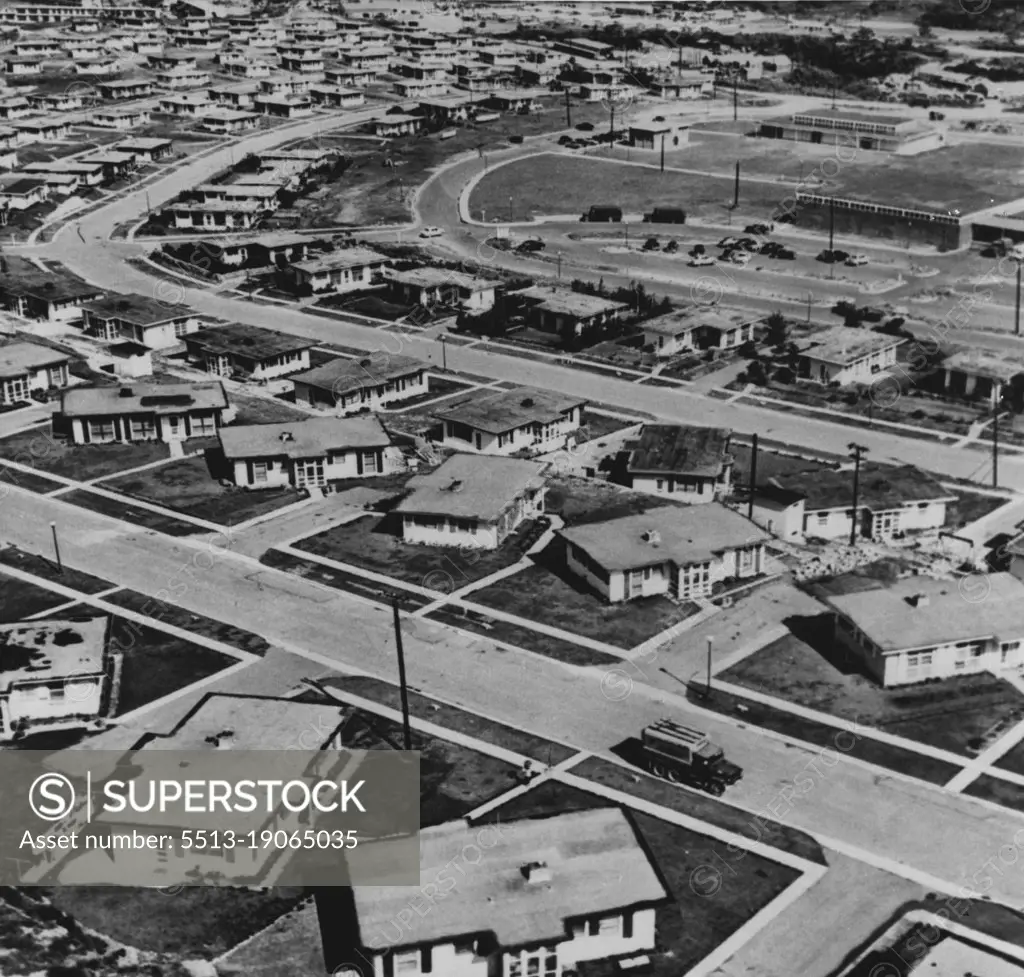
[{"left": 766, "top": 311, "right": 788, "bottom": 346}]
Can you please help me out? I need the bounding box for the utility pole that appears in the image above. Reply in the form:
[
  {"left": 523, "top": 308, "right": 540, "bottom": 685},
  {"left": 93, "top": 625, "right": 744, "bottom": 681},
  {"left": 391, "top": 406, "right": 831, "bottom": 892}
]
[
  {"left": 660, "top": 133, "right": 665, "bottom": 173},
  {"left": 440, "top": 335, "right": 447, "bottom": 370},
  {"left": 564, "top": 87, "right": 571, "bottom": 128},
  {"left": 806, "top": 292, "right": 812, "bottom": 322},
  {"left": 508, "top": 194, "right": 513, "bottom": 222},
  {"left": 610, "top": 102, "right": 615, "bottom": 142},
  {"left": 706, "top": 637, "right": 713, "bottom": 694},
  {"left": 747, "top": 433, "right": 758, "bottom": 521},
  {"left": 993, "top": 405, "right": 1000, "bottom": 489},
  {"left": 732, "top": 75, "right": 738, "bottom": 121},
  {"left": 391, "top": 597, "right": 412, "bottom": 751},
  {"left": 1015, "top": 260, "right": 1022, "bottom": 338},
  {"left": 49, "top": 521, "right": 62, "bottom": 574},
  {"left": 828, "top": 196, "right": 835, "bottom": 253},
  {"left": 556, "top": 251, "right": 562, "bottom": 278},
  {"left": 733, "top": 161, "right": 740, "bottom": 209},
  {"left": 848, "top": 443, "right": 867, "bottom": 546}
]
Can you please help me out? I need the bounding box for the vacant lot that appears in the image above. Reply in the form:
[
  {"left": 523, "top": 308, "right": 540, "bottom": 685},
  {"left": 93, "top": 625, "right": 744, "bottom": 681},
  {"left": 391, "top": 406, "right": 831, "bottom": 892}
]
[
  {"left": 546, "top": 473, "right": 680, "bottom": 525},
  {"left": 0, "top": 427, "right": 170, "bottom": 480},
  {"left": 722, "top": 626, "right": 1024, "bottom": 757},
  {"left": 105, "top": 455, "right": 307, "bottom": 526},
  {"left": 730, "top": 442, "right": 840, "bottom": 485},
  {"left": 293, "top": 512, "right": 537, "bottom": 591},
  {"left": 479, "top": 780, "right": 802, "bottom": 977},
  {"left": 228, "top": 391, "right": 312, "bottom": 425},
  {"left": 468, "top": 539, "right": 697, "bottom": 650},
  {"left": 469, "top": 152, "right": 784, "bottom": 222}
]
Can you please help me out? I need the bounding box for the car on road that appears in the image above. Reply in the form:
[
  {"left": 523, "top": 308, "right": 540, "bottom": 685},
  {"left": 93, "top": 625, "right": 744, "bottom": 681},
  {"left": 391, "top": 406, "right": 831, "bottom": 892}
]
[
  {"left": 688, "top": 254, "right": 715, "bottom": 266},
  {"left": 776, "top": 247, "right": 796, "bottom": 259},
  {"left": 653, "top": 115, "right": 666, "bottom": 121},
  {"left": 664, "top": 239, "right": 679, "bottom": 253},
  {"left": 508, "top": 134, "right": 524, "bottom": 144},
  {"left": 642, "top": 237, "right": 661, "bottom": 251},
  {"left": 576, "top": 122, "right": 594, "bottom": 131},
  {"left": 729, "top": 251, "right": 752, "bottom": 265},
  {"left": 817, "top": 248, "right": 849, "bottom": 263},
  {"left": 736, "top": 237, "right": 759, "bottom": 251},
  {"left": 516, "top": 238, "right": 545, "bottom": 252},
  {"left": 420, "top": 226, "right": 444, "bottom": 238},
  {"left": 637, "top": 719, "right": 742, "bottom": 795},
  {"left": 718, "top": 236, "right": 738, "bottom": 248},
  {"left": 845, "top": 254, "right": 869, "bottom": 266},
  {"left": 557, "top": 134, "right": 573, "bottom": 145},
  {"left": 745, "top": 222, "right": 772, "bottom": 235}
]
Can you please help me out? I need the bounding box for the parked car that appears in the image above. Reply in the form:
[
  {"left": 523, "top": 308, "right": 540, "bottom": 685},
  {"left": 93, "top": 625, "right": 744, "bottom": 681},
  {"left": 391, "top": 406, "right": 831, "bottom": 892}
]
[
  {"left": 637, "top": 719, "right": 742, "bottom": 796},
  {"left": 576, "top": 121, "right": 594, "bottom": 131},
  {"left": 845, "top": 254, "right": 869, "bottom": 267},
  {"left": 776, "top": 247, "right": 796, "bottom": 259},
  {"left": 745, "top": 222, "right": 772, "bottom": 235},
  {"left": 653, "top": 115, "right": 666, "bottom": 121},
  {"left": 817, "top": 248, "right": 849, "bottom": 263},
  {"left": 517, "top": 238, "right": 545, "bottom": 252},
  {"left": 730, "top": 251, "right": 752, "bottom": 265},
  {"left": 718, "top": 236, "right": 738, "bottom": 248},
  {"left": 577, "top": 138, "right": 597, "bottom": 147},
  {"left": 664, "top": 239, "right": 679, "bottom": 253},
  {"left": 689, "top": 254, "right": 715, "bottom": 267},
  {"left": 420, "top": 226, "right": 444, "bottom": 238},
  {"left": 736, "top": 237, "right": 759, "bottom": 251},
  {"left": 508, "top": 134, "right": 524, "bottom": 144},
  {"left": 642, "top": 237, "right": 661, "bottom": 251},
  {"left": 557, "top": 134, "right": 573, "bottom": 145}
]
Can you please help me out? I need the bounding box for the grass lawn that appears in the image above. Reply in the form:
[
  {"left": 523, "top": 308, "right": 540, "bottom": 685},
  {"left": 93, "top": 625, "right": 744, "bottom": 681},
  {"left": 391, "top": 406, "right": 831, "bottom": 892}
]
[
  {"left": 468, "top": 540, "right": 698, "bottom": 650},
  {"left": 0, "top": 461, "right": 66, "bottom": 494},
  {"left": 0, "top": 545, "right": 112, "bottom": 594},
  {"left": 468, "top": 152, "right": 784, "bottom": 223},
  {"left": 104, "top": 455, "right": 308, "bottom": 527},
  {"left": 228, "top": 391, "right": 312, "bottom": 425},
  {"left": 573, "top": 755, "right": 825, "bottom": 865},
  {"left": 0, "top": 427, "right": 171, "bottom": 479},
  {"left": 582, "top": 411, "right": 640, "bottom": 441},
  {"left": 963, "top": 773, "right": 1024, "bottom": 814},
  {"left": 478, "top": 780, "right": 802, "bottom": 977},
  {"left": 946, "top": 489, "right": 1010, "bottom": 530},
  {"left": 61, "top": 489, "right": 204, "bottom": 537},
  {"left": 325, "top": 673, "right": 576, "bottom": 765},
  {"left": 546, "top": 473, "right": 680, "bottom": 525},
  {"left": 425, "top": 604, "right": 621, "bottom": 667},
  {"left": 721, "top": 627, "right": 1024, "bottom": 757},
  {"left": 730, "top": 443, "right": 839, "bottom": 485},
  {"left": 101, "top": 588, "right": 271, "bottom": 657},
  {"left": 0, "top": 570, "right": 70, "bottom": 622},
  {"left": 992, "top": 740, "right": 1024, "bottom": 777},
  {"left": 293, "top": 512, "right": 534, "bottom": 591},
  {"left": 49, "top": 608, "right": 240, "bottom": 717}
]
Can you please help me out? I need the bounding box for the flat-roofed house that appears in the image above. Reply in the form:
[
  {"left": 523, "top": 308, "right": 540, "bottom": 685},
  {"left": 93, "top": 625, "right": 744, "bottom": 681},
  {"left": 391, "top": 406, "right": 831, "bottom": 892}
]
[
  {"left": 321, "top": 805, "right": 668, "bottom": 977},
  {"left": 435, "top": 386, "right": 586, "bottom": 456},
  {"left": 383, "top": 267, "right": 501, "bottom": 312},
  {"left": 642, "top": 307, "right": 759, "bottom": 355},
  {"left": 284, "top": 247, "right": 390, "bottom": 295},
  {"left": 308, "top": 84, "right": 365, "bottom": 109},
  {"left": 253, "top": 92, "right": 313, "bottom": 118},
  {"left": 0, "top": 615, "right": 117, "bottom": 741},
  {"left": 93, "top": 107, "right": 152, "bottom": 129},
  {"left": 0, "top": 178, "right": 47, "bottom": 210},
  {"left": 81, "top": 294, "right": 199, "bottom": 349},
  {"left": 372, "top": 113, "right": 422, "bottom": 137},
  {"left": 114, "top": 137, "right": 173, "bottom": 163},
  {"left": 219, "top": 415, "right": 401, "bottom": 489},
  {"left": 291, "top": 354, "right": 427, "bottom": 414},
  {"left": 796, "top": 326, "right": 902, "bottom": 385},
  {"left": 59, "top": 381, "right": 228, "bottom": 444},
  {"left": 394, "top": 453, "right": 547, "bottom": 550},
  {"left": 942, "top": 349, "right": 1024, "bottom": 407},
  {"left": 104, "top": 341, "right": 153, "bottom": 379},
  {"left": 516, "top": 286, "right": 628, "bottom": 338},
  {"left": 627, "top": 424, "right": 733, "bottom": 502},
  {"left": 184, "top": 323, "right": 314, "bottom": 380},
  {"left": 167, "top": 199, "right": 267, "bottom": 231},
  {"left": 0, "top": 342, "right": 71, "bottom": 405},
  {"left": 751, "top": 464, "right": 955, "bottom": 543},
  {"left": 98, "top": 79, "right": 154, "bottom": 100},
  {"left": 824, "top": 573, "right": 1024, "bottom": 686},
  {"left": 0, "top": 257, "right": 104, "bottom": 321},
  {"left": 560, "top": 505, "right": 768, "bottom": 603}
]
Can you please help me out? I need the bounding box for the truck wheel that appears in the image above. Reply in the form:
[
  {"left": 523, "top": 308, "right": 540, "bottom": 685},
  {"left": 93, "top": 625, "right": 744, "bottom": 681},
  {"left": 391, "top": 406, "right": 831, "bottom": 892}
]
[
  {"left": 708, "top": 782, "right": 725, "bottom": 796},
  {"left": 667, "top": 768, "right": 681, "bottom": 784},
  {"left": 651, "top": 763, "right": 666, "bottom": 779}
]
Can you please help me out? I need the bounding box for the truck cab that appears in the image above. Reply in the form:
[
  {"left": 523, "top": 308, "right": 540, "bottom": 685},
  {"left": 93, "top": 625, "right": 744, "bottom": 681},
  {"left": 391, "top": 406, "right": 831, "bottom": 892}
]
[{"left": 638, "top": 719, "right": 742, "bottom": 796}]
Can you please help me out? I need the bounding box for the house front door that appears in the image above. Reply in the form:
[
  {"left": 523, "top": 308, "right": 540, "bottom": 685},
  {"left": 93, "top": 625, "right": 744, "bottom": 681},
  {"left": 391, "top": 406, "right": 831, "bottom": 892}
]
[{"left": 166, "top": 415, "right": 183, "bottom": 439}]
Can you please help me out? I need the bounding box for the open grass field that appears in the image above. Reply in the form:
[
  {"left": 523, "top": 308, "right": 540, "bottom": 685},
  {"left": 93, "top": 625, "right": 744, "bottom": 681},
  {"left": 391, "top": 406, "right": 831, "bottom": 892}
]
[
  {"left": 0, "top": 427, "right": 170, "bottom": 479},
  {"left": 105, "top": 455, "right": 308, "bottom": 527},
  {"left": 0, "top": 544, "right": 112, "bottom": 594},
  {"left": 468, "top": 151, "right": 786, "bottom": 223},
  {"left": 721, "top": 626, "right": 1024, "bottom": 757}
]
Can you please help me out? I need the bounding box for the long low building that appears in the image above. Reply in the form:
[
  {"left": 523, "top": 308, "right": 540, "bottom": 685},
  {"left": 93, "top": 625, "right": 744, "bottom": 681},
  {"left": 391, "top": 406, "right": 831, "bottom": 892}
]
[
  {"left": 219, "top": 415, "right": 401, "bottom": 490},
  {"left": 0, "top": 342, "right": 71, "bottom": 405},
  {"left": 184, "top": 323, "right": 314, "bottom": 380},
  {"left": 796, "top": 326, "right": 902, "bottom": 386},
  {"left": 81, "top": 294, "right": 199, "bottom": 349},
  {"left": 291, "top": 354, "right": 428, "bottom": 414},
  {"left": 824, "top": 573, "right": 1024, "bottom": 686}
]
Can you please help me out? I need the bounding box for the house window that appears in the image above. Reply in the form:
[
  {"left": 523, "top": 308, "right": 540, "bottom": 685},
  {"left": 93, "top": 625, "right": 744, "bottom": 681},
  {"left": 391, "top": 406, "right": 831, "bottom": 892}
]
[
  {"left": 173, "top": 320, "right": 189, "bottom": 338},
  {"left": 906, "top": 651, "right": 933, "bottom": 675},
  {"left": 679, "top": 562, "right": 711, "bottom": 598},
  {"left": 252, "top": 462, "right": 268, "bottom": 484},
  {"left": 394, "top": 951, "right": 419, "bottom": 974},
  {"left": 738, "top": 547, "right": 757, "bottom": 574},
  {"left": 90, "top": 419, "right": 116, "bottom": 442},
  {"left": 597, "top": 916, "right": 621, "bottom": 937},
  {"left": 131, "top": 417, "right": 155, "bottom": 439},
  {"left": 1002, "top": 641, "right": 1021, "bottom": 662},
  {"left": 192, "top": 414, "right": 217, "bottom": 436},
  {"left": 816, "top": 512, "right": 828, "bottom": 526},
  {"left": 656, "top": 479, "right": 664, "bottom": 491},
  {"left": 363, "top": 451, "right": 378, "bottom": 474}
]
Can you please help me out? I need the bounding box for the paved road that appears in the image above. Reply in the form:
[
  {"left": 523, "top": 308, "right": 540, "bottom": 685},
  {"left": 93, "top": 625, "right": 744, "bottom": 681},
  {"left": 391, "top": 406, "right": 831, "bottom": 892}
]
[{"left": 3, "top": 486, "right": 1024, "bottom": 908}]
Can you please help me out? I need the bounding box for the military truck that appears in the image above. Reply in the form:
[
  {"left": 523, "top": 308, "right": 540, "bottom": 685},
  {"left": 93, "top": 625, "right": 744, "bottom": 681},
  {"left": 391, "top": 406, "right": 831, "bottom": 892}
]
[{"left": 638, "top": 719, "right": 742, "bottom": 796}]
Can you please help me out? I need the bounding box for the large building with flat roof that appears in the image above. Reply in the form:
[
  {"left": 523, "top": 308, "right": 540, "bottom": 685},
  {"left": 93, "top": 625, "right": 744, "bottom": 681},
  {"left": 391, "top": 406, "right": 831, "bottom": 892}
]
[{"left": 759, "top": 109, "right": 944, "bottom": 156}]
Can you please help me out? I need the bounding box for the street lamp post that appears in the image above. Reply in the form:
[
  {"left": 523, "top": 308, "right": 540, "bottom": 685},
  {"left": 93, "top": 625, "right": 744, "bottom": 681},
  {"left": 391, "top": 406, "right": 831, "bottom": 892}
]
[
  {"left": 440, "top": 334, "right": 447, "bottom": 370},
  {"left": 50, "top": 521, "right": 62, "bottom": 574},
  {"left": 508, "top": 195, "right": 513, "bottom": 222},
  {"left": 557, "top": 251, "right": 562, "bottom": 279}
]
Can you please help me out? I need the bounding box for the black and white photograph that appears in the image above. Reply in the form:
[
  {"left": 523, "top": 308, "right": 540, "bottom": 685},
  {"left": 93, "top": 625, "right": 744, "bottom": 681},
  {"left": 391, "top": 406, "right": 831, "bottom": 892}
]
[{"left": 3, "top": 0, "right": 1024, "bottom": 974}]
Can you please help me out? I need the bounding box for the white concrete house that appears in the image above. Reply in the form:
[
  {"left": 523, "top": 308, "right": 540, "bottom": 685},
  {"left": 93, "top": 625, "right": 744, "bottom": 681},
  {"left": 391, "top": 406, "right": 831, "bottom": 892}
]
[
  {"left": 291, "top": 354, "right": 428, "bottom": 414},
  {"left": 319, "top": 807, "right": 669, "bottom": 977},
  {"left": 941, "top": 349, "right": 1024, "bottom": 407},
  {"left": 81, "top": 294, "right": 200, "bottom": 349},
  {"left": 219, "top": 415, "right": 401, "bottom": 490},
  {"left": 796, "top": 327, "right": 902, "bottom": 385},
  {"left": 285, "top": 247, "right": 391, "bottom": 294},
  {"left": 642, "top": 307, "right": 759, "bottom": 356},
  {"left": 825, "top": 573, "right": 1024, "bottom": 687},
  {"left": 435, "top": 387, "right": 586, "bottom": 456},
  {"left": 0, "top": 616, "right": 117, "bottom": 741},
  {"left": 0, "top": 342, "right": 71, "bottom": 405},
  {"left": 383, "top": 268, "right": 501, "bottom": 312},
  {"left": 59, "top": 382, "right": 229, "bottom": 445},
  {"left": 560, "top": 505, "right": 768, "bottom": 603},
  {"left": 184, "top": 324, "right": 314, "bottom": 381},
  {"left": 627, "top": 425, "right": 733, "bottom": 503},
  {"left": 751, "top": 464, "right": 956, "bottom": 543},
  {"left": 394, "top": 454, "right": 547, "bottom": 551}
]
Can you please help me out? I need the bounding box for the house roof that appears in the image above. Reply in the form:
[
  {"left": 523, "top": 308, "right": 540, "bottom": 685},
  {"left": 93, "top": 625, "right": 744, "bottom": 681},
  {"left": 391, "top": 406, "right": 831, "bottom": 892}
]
[
  {"left": 0, "top": 178, "right": 46, "bottom": 196},
  {"left": 642, "top": 307, "right": 759, "bottom": 337},
  {"left": 185, "top": 323, "right": 314, "bottom": 361},
  {"left": 627, "top": 424, "right": 732, "bottom": 478},
  {"left": 516, "top": 285, "right": 628, "bottom": 320},
  {"left": 943, "top": 349, "right": 1024, "bottom": 384},
  {"left": 797, "top": 326, "right": 902, "bottom": 366},
  {"left": 114, "top": 137, "right": 173, "bottom": 150},
  {"left": 82, "top": 292, "right": 194, "bottom": 326},
  {"left": 559, "top": 504, "right": 767, "bottom": 572},
  {"left": 0, "top": 339, "right": 72, "bottom": 380},
  {"left": 352, "top": 807, "right": 669, "bottom": 951},
  {"left": 766, "top": 464, "right": 955, "bottom": 513},
  {"left": 823, "top": 573, "right": 1024, "bottom": 653},
  {"left": 218, "top": 414, "right": 392, "bottom": 460},
  {"left": 290, "top": 247, "right": 390, "bottom": 276},
  {"left": 395, "top": 454, "right": 546, "bottom": 523},
  {"left": 0, "top": 616, "right": 109, "bottom": 690},
  {"left": 384, "top": 267, "right": 502, "bottom": 292},
  {"left": 0, "top": 256, "right": 103, "bottom": 304},
  {"left": 61, "top": 381, "right": 228, "bottom": 418},
  {"left": 107, "top": 341, "right": 151, "bottom": 357},
  {"left": 435, "top": 386, "right": 585, "bottom": 435},
  {"left": 290, "top": 353, "right": 427, "bottom": 397}
]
